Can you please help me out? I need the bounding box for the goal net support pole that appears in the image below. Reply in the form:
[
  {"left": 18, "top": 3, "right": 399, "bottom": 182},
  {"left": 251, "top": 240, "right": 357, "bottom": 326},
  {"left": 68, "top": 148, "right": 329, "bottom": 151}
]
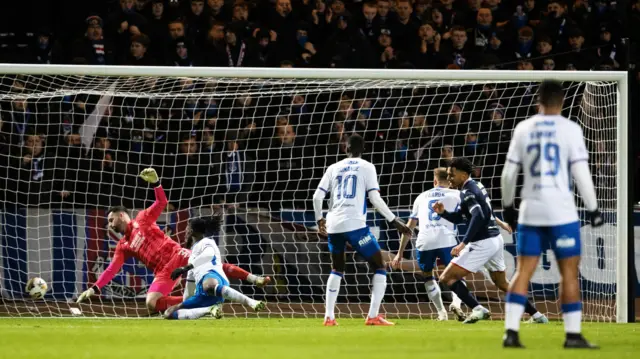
[{"left": 0, "top": 64, "right": 630, "bottom": 322}]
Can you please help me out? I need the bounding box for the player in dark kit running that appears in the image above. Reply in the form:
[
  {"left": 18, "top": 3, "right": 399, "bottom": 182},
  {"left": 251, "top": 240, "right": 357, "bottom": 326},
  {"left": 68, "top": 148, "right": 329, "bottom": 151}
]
[{"left": 76, "top": 168, "right": 270, "bottom": 313}]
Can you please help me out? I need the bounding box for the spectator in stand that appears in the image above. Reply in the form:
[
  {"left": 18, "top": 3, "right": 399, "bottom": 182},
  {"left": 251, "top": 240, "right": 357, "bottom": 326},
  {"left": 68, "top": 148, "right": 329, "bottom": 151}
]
[
  {"left": 485, "top": 0, "right": 509, "bottom": 26},
  {"left": 224, "top": 24, "right": 259, "bottom": 67},
  {"left": 390, "top": 0, "right": 420, "bottom": 54},
  {"left": 319, "top": 12, "right": 374, "bottom": 68},
  {"left": 253, "top": 28, "right": 279, "bottom": 67},
  {"left": 357, "top": 1, "right": 381, "bottom": 46},
  {"left": 512, "top": 26, "right": 534, "bottom": 65},
  {"left": 208, "top": 0, "right": 231, "bottom": 22},
  {"left": 537, "top": 0, "right": 575, "bottom": 53},
  {"left": 202, "top": 21, "right": 227, "bottom": 66},
  {"left": 533, "top": 35, "right": 553, "bottom": 68},
  {"left": 411, "top": 22, "right": 442, "bottom": 69},
  {"left": 596, "top": 24, "right": 621, "bottom": 69},
  {"left": 231, "top": 3, "right": 255, "bottom": 40},
  {"left": 186, "top": 0, "right": 210, "bottom": 45},
  {"left": 376, "top": 0, "right": 395, "bottom": 27},
  {"left": 146, "top": 0, "right": 170, "bottom": 62},
  {"left": 377, "top": 28, "right": 401, "bottom": 68},
  {"left": 440, "top": 25, "right": 474, "bottom": 69},
  {"left": 293, "top": 22, "right": 318, "bottom": 67},
  {"left": 124, "top": 34, "right": 154, "bottom": 65},
  {"left": 469, "top": 6, "right": 506, "bottom": 61},
  {"left": 562, "top": 28, "right": 598, "bottom": 70},
  {"left": 522, "top": 0, "right": 543, "bottom": 28},
  {"left": 71, "top": 16, "right": 115, "bottom": 65},
  {"left": 541, "top": 57, "right": 556, "bottom": 70},
  {"left": 8, "top": 133, "right": 73, "bottom": 207},
  {"left": 429, "top": 7, "right": 450, "bottom": 38},
  {"left": 438, "top": 0, "right": 459, "bottom": 29},
  {"left": 165, "top": 135, "right": 214, "bottom": 209},
  {"left": 108, "top": 0, "right": 148, "bottom": 57},
  {"left": 266, "top": 0, "right": 298, "bottom": 62},
  {"left": 170, "top": 36, "right": 197, "bottom": 66},
  {"left": 439, "top": 144, "right": 454, "bottom": 167}
]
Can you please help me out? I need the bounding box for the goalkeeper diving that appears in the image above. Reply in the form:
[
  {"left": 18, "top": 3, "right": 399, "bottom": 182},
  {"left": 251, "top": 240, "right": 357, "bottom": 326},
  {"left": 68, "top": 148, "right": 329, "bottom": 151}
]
[
  {"left": 76, "top": 168, "right": 270, "bottom": 314},
  {"left": 164, "top": 214, "right": 266, "bottom": 320}
]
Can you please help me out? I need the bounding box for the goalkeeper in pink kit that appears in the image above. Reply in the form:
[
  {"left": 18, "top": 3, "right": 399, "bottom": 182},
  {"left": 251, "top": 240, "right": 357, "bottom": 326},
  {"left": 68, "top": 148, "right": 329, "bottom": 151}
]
[{"left": 76, "top": 168, "right": 270, "bottom": 313}]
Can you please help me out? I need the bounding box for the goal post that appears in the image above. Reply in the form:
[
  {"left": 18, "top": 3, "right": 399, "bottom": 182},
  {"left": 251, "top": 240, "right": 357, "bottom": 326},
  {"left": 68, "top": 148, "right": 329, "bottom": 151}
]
[{"left": 0, "top": 64, "right": 631, "bottom": 322}]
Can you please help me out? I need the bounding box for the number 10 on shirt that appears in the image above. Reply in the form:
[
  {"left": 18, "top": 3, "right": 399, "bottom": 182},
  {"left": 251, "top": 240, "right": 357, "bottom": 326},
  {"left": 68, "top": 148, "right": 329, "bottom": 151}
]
[{"left": 336, "top": 175, "right": 357, "bottom": 199}]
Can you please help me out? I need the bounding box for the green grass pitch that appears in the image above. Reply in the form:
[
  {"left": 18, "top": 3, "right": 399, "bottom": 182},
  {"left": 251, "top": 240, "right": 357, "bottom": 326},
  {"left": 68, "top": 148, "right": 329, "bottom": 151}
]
[{"left": 0, "top": 318, "right": 637, "bottom": 359}]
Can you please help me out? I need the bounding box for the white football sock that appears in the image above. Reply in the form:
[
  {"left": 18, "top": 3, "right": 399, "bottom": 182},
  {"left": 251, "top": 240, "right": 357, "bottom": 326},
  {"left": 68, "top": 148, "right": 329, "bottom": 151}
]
[
  {"left": 425, "top": 280, "right": 445, "bottom": 312},
  {"left": 247, "top": 274, "right": 258, "bottom": 284},
  {"left": 563, "top": 311, "right": 582, "bottom": 334},
  {"left": 532, "top": 311, "right": 543, "bottom": 319},
  {"left": 367, "top": 272, "right": 387, "bottom": 319},
  {"left": 325, "top": 272, "right": 342, "bottom": 320},
  {"left": 220, "top": 285, "right": 257, "bottom": 308},
  {"left": 473, "top": 305, "right": 487, "bottom": 312},
  {"left": 174, "top": 307, "right": 211, "bottom": 320},
  {"left": 451, "top": 292, "right": 462, "bottom": 308},
  {"left": 505, "top": 302, "right": 525, "bottom": 332}
]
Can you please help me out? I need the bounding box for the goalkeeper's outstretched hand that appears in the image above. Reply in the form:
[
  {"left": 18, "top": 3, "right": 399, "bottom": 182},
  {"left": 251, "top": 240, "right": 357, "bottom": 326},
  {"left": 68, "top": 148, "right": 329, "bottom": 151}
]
[
  {"left": 76, "top": 287, "right": 96, "bottom": 303},
  {"left": 140, "top": 168, "right": 159, "bottom": 184},
  {"left": 171, "top": 264, "right": 194, "bottom": 281}
]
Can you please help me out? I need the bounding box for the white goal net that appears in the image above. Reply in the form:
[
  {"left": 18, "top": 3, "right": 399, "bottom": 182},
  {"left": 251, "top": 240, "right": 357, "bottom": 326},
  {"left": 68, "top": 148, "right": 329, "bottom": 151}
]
[{"left": 0, "top": 66, "right": 628, "bottom": 321}]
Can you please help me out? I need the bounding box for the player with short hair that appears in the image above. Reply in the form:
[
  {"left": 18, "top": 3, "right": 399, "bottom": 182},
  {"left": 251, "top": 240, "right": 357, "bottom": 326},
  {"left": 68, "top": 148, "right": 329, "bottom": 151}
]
[
  {"left": 313, "top": 134, "right": 412, "bottom": 326},
  {"left": 432, "top": 157, "right": 546, "bottom": 324},
  {"left": 501, "top": 80, "right": 603, "bottom": 349},
  {"left": 76, "top": 168, "right": 270, "bottom": 313},
  {"left": 163, "top": 214, "right": 266, "bottom": 320},
  {"left": 391, "top": 167, "right": 466, "bottom": 321}
]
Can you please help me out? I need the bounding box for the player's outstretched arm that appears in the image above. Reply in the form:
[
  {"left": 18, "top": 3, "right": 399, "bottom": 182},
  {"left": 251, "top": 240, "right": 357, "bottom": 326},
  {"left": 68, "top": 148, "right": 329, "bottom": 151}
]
[
  {"left": 312, "top": 187, "right": 327, "bottom": 235},
  {"left": 139, "top": 168, "right": 168, "bottom": 223},
  {"left": 434, "top": 202, "right": 464, "bottom": 224},
  {"left": 369, "top": 190, "right": 412, "bottom": 235},
  {"left": 77, "top": 245, "right": 126, "bottom": 303},
  {"left": 391, "top": 218, "right": 417, "bottom": 269},
  {"left": 571, "top": 160, "right": 603, "bottom": 227},
  {"left": 500, "top": 160, "right": 520, "bottom": 228}
]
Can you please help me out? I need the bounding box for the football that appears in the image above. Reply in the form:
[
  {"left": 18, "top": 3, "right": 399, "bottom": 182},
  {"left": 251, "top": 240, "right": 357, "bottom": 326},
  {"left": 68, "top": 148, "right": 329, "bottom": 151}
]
[{"left": 26, "top": 277, "right": 48, "bottom": 299}]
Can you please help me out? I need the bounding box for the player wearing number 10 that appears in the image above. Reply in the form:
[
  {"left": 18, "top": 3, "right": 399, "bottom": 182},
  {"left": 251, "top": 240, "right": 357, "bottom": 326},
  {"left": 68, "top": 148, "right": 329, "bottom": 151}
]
[
  {"left": 313, "top": 134, "right": 412, "bottom": 326},
  {"left": 501, "top": 80, "right": 603, "bottom": 349}
]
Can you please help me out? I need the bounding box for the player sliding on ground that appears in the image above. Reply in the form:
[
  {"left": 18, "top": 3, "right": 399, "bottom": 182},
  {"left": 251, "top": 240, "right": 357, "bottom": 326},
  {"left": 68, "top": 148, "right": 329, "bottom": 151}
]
[
  {"left": 391, "top": 167, "right": 466, "bottom": 321},
  {"left": 76, "top": 168, "right": 270, "bottom": 314},
  {"left": 501, "top": 80, "right": 603, "bottom": 349},
  {"left": 431, "top": 158, "right": 547, "bottom": 324},
  {"left": 163, "top": 214, "right": 266, "bottom": 320},
  {"left": 313, "top": 134, "right": 413, "bottom": 326}
]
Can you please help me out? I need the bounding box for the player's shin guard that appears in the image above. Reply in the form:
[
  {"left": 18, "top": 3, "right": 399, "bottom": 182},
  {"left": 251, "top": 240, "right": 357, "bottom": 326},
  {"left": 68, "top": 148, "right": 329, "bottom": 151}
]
[
  {"left": 505, "top": 292, "right": 527, "bottom": 332},
  {"left": 561, "top": 302, "right": 582, "bottom": 335},
  {"left": 425, "top": 278, "right": 445, "bottom": 312},
  {"left": 154, "top": 296, "right": 183, "bottom": 312},
  {"left": 450, "top": 280, "right": 480, "bottom": 309},
  {"left": 170, "top": 307, "right": 212, "bottom": 320},
  {"left": 325, "top": 271, "right": 342, "bottom": 320},
  {"left": 367, "top": 270, "right": 387, "bottom": 319},
  {"left": 216, "top": 285, "right": 258, "bottom": 308}
]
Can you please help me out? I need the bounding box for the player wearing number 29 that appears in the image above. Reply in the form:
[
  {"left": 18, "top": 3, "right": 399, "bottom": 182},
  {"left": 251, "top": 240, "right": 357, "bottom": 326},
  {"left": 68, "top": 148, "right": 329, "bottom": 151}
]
[
  {"left": 501, "top": 80, "right": 603, "bottom": 349},
  {"left": 432, "top": 158, "right": 546, "bottom": 324},
  {"left": 313, "top": 134, "right": 413, "bottom": 326},
  {"left": 76, "top": 168, "right": 270, "bottom": 314}
]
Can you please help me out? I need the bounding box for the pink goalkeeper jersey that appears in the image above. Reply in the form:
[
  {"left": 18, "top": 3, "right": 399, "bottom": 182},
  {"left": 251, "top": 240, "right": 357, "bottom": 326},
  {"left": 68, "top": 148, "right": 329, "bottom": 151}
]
[{"left": 94, "top": 186, "right": 183, "bottom": 289}]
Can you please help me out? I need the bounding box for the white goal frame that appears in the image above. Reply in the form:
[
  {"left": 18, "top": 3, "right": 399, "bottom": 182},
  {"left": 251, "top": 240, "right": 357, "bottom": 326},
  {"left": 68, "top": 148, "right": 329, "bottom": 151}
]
[{"left": 0, "top": 64, "right": 629, "bottom": 323}]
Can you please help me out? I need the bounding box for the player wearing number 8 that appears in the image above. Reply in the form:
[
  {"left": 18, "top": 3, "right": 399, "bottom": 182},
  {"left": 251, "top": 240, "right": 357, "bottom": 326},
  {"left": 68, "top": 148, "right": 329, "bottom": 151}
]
[
  {"left": 313, "top": 134, "right": 412, "bottom": 326},
  {"left": 501, "top": 80, "right": 603, "bottom": 349}
]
